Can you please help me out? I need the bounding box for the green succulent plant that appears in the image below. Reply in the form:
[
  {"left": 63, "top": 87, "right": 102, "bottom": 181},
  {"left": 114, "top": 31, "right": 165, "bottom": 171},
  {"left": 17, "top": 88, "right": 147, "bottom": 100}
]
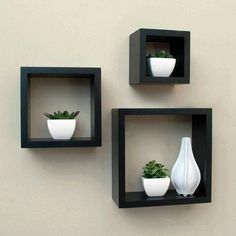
[
  {"left": 44, "top": 110, "right": 80, "bottom": 119},
  {"left": 146, "top": 50, "right": 173, "bottom": 58},
  {"left": 142, "top": 160, "right": 169, "bottom": 178}
]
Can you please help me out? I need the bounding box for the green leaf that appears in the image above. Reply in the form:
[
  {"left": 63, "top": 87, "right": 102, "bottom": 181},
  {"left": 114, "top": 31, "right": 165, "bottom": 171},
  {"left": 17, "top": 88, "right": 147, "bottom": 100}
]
[
  {"left": 142, "top": 160, "right": 168, "bottom": 178},
  {"left": 43, "top": 110, "right": 80, "bottom": 119}
]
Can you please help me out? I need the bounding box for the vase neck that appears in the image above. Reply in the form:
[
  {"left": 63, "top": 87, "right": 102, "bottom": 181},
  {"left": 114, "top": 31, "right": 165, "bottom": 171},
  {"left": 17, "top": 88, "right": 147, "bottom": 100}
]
[{"left": 181, "top": 137, "right": 191, "bottom": 149}]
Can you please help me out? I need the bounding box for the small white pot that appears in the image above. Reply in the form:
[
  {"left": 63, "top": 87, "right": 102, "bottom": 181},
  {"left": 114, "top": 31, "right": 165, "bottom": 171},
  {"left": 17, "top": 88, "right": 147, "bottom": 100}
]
[
  {"left": 148, "top": 57, "right": 176, "bottom": 77},
  {"left": 47, "top": 119, "right": 76, "bottom": 140},
  {"left": 142, "top": 176, "right": 170, "bottom": 197}
]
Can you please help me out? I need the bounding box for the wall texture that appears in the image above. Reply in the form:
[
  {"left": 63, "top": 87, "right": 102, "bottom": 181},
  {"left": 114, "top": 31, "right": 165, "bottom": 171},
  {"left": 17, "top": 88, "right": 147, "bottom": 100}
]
[{"left": 0, "top": 0, "right": 236, "bottom": 235}]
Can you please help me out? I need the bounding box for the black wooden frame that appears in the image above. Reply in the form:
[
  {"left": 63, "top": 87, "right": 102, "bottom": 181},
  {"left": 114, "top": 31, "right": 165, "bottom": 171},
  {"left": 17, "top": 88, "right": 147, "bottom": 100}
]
[
  {"left": 112, "top": 108, "right": 212, "bottom": 208},
  {"left": 21, "top": 67, "right": 101, "bottom": 148},
  {"left": 129, "top": 29, "right": 190, "bottom": 84}
]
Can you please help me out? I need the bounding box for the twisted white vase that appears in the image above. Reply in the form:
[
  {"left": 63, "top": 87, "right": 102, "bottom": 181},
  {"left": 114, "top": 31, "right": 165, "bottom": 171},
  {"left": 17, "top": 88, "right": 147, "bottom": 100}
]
[{"left": 171, "top": 137, "right": 201, "bottom": 196}]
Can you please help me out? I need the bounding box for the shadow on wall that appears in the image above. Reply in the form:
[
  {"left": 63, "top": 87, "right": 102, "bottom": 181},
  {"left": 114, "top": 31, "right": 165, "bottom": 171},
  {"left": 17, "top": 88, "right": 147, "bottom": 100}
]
[
  {"left": 28, "top": 147, "right": 98, "bottom": 158},
  {"left": 118, "top": 202, "right": 193, "bottom": 215},
  {"left": 129, "top": 84, "right": 176, "bottom": 101},
  {"left": 26, "top": 148, "right": 100, "bottom": 172}
]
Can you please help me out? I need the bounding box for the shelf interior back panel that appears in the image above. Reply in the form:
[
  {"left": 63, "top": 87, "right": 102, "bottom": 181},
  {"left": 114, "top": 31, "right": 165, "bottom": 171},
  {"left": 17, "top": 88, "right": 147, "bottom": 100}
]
[
  {"left": 29, "top": 76, "right": 92, "bottom": 139},
  {"left": 125, "top": 114, "right": 192, "bottom": 192}
]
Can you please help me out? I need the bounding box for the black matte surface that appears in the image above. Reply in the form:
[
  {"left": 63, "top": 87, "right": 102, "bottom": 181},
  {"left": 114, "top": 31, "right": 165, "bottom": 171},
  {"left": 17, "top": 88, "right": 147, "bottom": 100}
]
[
  {"left": 112, "top": 108, "right": 212, "bottom": 208},
  {"left": 21, "top": 67, "right": 101, "bottom": 148},
  {"left": 129, "top": 29, "right": 190, "bottom": 85}
]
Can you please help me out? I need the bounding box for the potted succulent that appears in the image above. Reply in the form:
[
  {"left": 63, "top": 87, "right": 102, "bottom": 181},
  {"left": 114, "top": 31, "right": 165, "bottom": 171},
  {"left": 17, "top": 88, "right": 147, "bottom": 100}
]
[
  {"left": 147, "top": 50, "right": 176, "bottom": 77},
  {"left": 142, "top": 160, "right": 170, "bottom": 197},
  {"left": 44, "top": 110, "right": 80, "bottom": 140}
]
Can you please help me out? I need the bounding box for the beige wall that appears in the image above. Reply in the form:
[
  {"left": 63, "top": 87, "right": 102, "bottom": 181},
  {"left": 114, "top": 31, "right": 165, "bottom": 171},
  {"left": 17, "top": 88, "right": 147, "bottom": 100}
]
[{"left": 0, "top": 0, "right": 236, "bottom": 235}]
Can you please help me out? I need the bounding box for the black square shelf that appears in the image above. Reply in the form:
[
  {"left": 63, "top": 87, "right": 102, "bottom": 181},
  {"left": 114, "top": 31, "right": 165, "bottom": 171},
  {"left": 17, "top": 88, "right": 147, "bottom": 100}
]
[
  {"left": 129, "top": 29, "right": 190, "bottom": 85},
  {"left": 21, "top": 67, "right": 101, "bottom": 148},
  {"left": 112, "top": 108, "right": 212, "bottom": 208}
]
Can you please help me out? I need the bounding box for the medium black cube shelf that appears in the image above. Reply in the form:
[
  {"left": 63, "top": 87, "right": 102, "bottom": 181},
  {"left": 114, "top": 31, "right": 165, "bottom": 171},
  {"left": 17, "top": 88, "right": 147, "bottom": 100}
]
[
  {"left": 21, "top": 67, "right": 101, "bottom": 148},
  {"left": 112, "top": 108, "right": 212, "bottom": 208},
  {"left": 129, "top": 29, "right": 190, "bottom": 85}
]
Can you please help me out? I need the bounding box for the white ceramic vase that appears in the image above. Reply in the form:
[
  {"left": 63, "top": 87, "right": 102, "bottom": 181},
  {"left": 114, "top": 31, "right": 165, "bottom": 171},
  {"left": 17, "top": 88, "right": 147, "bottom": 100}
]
[
  {"left": 171, "top": 137, "right": 201, "bottom": 196},
  {"left": 147, "top": 57, "right": 176, "bottom": 77},
  {"left": 47, "top": 119, "right": 76, "bottom": 140},
  {"left": 142, "top": 176, "right": 170, "bottom": 197}
]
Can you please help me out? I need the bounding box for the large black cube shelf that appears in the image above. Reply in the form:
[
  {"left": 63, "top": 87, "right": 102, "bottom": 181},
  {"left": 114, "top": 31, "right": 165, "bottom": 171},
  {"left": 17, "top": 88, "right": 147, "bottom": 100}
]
[
  {"left": 129, "top": 29, "right": 190, "bottom": 85},
  {"left": 21, "top": 67, "right": 101, "bottom": 148},
  {"left": 112, "top": 108, "right": 212, "bottom": 208}
]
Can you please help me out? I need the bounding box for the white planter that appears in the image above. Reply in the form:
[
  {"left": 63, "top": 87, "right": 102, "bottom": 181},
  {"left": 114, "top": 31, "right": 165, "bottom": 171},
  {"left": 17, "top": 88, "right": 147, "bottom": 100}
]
[
  {"left": 47, "top": 119, "right": 76, "bottom": 140},
  {"left": 171, "top": 137, "right": 201, "bottom": 196},
  {"left": 147, "top": 57, "right": 176, "bottom": 77},
  {"left": 142, "top": 176, "right": 170, "bottom": 197}
]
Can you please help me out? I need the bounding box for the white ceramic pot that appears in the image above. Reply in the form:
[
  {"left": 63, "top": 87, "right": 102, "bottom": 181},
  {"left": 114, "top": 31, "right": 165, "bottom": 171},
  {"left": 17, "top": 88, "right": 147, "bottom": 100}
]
[
  {"left": 171, "top": 137, "right": 201, "bottom": 196},
  {"left": 148, "top": 57, "right": 176, "bottom": 77},
  {"left": 142, "top": 176, "right": 170, "bottom": 197},
  {"left": 47, "top": 119, "right": 76, "bottom": 140}
]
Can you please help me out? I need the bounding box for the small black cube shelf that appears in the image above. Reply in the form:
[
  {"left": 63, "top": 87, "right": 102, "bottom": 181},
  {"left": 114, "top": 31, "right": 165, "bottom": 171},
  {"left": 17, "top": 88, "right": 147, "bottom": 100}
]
[
  {"left": 112, "top": 108, "right": 212, "bottom": 208},
  {"left": 21, "top": 67, "right": 101, "bottom": 148},
  {"left": 129, "top": 29, "right": 190, "bottom": 85}
]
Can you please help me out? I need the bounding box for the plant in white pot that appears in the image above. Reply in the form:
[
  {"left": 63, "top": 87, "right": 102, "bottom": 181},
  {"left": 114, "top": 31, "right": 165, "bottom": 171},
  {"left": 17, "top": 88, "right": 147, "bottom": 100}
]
[
  {"left": 44, "top": 110, "right": 80, "bottom": 140},
  {"left": 147, "top": 50, "right": 176, "bottom": 77},
  {"left": 142, "top": 160, "right": 170, "bottom": 197}
]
